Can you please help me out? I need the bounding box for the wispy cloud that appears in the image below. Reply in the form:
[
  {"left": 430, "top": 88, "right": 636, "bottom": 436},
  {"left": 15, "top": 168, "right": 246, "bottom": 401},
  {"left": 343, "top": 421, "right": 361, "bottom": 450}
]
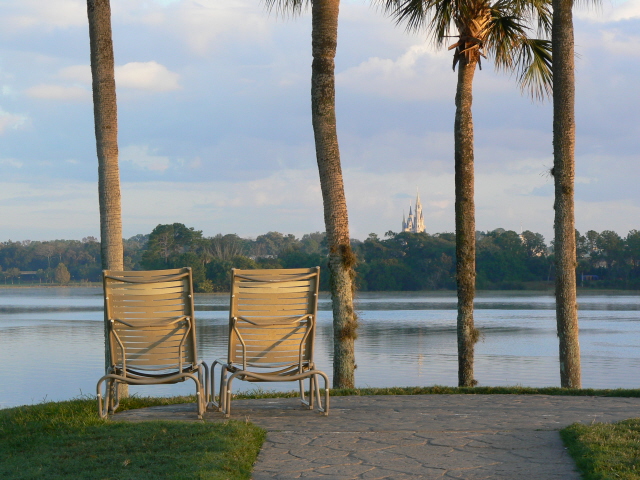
[
  {"left": 120, "top": 145, "right": 171, "bottom": 172},
  {"left": 25, "top": 84, "right": 90, "bottom": 101},
  {"left": 0, "top": 107, "right": 28, "bottom": 134}
]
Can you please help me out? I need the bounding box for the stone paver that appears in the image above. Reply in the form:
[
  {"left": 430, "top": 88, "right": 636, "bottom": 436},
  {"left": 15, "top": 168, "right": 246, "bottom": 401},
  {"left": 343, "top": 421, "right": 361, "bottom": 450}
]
[{"left": 113, "top": 394, "right": 640, "bottom": 479}]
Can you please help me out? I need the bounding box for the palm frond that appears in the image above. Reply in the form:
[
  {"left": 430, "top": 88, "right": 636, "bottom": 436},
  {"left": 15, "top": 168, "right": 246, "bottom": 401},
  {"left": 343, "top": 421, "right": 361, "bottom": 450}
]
[
  {"left": 516, "top": 38, "right": 552, "bottom": 100},
  {"left": 375, "top": 0, "right": 457, "bottom": 45},
  {"left": 520, "top": 0, "right": 552, "bottom": 36},
  {"left": 485, "top": 3, "right": 529, "bottom": 72},
  {"left": 264, "top": 0, "right": 310, "bottom": 17}
]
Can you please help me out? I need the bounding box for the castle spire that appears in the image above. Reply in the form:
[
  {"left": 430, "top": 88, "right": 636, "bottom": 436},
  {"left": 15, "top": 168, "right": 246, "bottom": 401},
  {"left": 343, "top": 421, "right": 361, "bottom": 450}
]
[{"left": 401, "top": 189, "right": 426, "bottom": 233}]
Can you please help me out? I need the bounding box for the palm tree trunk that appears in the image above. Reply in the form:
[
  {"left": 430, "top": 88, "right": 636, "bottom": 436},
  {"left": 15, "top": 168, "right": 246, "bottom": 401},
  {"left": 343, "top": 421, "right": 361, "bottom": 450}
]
[
  {"left": 552, "top": 0, "right": 581, "bottom": 388},
  {"left": 87, "top": 0, "right": 125, "bottom": 396},
  {"left": 311, "top": 0, "right": 357, "bottom": 389},
  {"left": 454, "top": 56, "right": 478, "bottom": 387},
  {"left": 87, "top": 0, "right": 123, "bottom": 272}
]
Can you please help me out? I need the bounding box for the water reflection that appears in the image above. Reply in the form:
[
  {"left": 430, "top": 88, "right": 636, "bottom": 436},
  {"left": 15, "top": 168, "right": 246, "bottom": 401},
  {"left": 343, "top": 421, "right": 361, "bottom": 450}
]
[{"left": 1, "top": 288, "right": 639, "bottom": 408}]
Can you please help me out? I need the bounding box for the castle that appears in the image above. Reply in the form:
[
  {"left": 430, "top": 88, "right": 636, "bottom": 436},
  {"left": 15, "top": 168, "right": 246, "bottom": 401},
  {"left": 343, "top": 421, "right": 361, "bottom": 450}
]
[{"left": 402, "top": 191, "right": 426, "bottom": 233}]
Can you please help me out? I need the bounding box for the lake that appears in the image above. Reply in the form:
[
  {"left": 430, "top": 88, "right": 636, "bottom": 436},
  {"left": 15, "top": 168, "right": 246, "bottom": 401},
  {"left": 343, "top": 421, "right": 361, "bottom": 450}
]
[{"left": 1, "top": 288, "right": 639, "bottom": 409}]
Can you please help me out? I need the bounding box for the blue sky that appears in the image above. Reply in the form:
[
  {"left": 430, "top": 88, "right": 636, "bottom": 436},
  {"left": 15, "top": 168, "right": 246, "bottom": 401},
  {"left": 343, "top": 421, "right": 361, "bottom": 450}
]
[{"left": 0, "top": 0, "right": 638, "bottom": 242}]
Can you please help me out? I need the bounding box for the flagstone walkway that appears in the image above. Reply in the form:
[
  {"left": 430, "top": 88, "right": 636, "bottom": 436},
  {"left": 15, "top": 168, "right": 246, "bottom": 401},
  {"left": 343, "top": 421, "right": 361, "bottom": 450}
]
[{"left": 114, "top": 394, "right": 640, "bottom": 479}]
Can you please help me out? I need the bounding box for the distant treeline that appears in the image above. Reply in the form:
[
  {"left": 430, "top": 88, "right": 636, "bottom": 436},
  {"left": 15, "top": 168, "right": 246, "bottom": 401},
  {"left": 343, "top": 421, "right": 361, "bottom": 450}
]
[{"left": 1, "top": 223, "right": 639, "bottom": 291}]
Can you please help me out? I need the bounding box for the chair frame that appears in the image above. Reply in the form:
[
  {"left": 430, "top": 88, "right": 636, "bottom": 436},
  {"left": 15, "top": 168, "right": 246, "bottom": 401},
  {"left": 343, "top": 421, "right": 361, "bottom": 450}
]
[
  {"left": 97, "top": 267, "right": 208, "bottom": 419},
  {"left": 210, "top": 267, "right": 329, "bottom": 417}
]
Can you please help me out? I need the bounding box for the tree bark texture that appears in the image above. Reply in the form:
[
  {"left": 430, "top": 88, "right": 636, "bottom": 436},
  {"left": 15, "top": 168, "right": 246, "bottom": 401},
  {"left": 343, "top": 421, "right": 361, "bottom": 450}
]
[
  {"left": 454, "top": 56, "right": 478, "bottom": 388},
  {"left": 552, "top": 0, "right": 581, "bottom": 388},
  {"left": 87, "top": 0, "right": 125, "bottom": 398},
  {"left": 87, "top": 0, "right": 123, "bottom": 272},
  {"left": 311, "top": 0, "right": 357, "bottom": 389}
]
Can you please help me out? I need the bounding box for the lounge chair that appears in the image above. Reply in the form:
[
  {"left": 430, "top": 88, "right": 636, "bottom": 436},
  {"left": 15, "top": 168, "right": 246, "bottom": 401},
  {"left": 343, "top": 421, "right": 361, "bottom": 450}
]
[
  {"left": 97, "top": 267, "right": 207, "bottom": 419},
  {"left": 210, "top": 267, "right": 329, "bottom": 417}
]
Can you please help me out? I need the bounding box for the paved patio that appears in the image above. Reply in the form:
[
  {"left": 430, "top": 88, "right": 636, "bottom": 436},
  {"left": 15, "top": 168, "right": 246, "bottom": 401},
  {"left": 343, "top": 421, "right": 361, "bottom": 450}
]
[{"left": 114, "top": 394, "right": 640, "bottom": 479}]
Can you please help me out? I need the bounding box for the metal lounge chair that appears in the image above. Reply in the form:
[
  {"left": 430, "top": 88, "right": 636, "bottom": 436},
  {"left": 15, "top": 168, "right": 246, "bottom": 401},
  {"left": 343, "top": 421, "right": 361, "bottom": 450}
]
[
  {"left": 97, "top": 267, "right": 207, "bottom": 419},
  {"left": 210, "top": 267, "right": 329, "bottom": 417}
]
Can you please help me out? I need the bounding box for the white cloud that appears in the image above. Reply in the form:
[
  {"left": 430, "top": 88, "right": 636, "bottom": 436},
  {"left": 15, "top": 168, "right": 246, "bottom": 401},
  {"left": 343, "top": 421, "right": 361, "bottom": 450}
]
[
  {"left": 58, "top": 65, "right": 92, "bottom": 84},
  {"left": 576, "top": 0, "right": 640, "bottom": 22},
  {"left": 25, "top": 84, "right": 90, "bottom": 101},
  {"left": 57, "top": 61, "right": 181, "bottom": 92},
  {"left": 337, "top": 44, "right": 455, "bottom": 101},
  {"left": 0, "top": 0, "right": 85, "bottom": 32},
  {"left": 120, "top": 145, "right": 171, "bottom": 172},
  {"left": 170, "top": 0, "right": 269, "bottom": 55},
  {"left": 336, "top": 42, "right": 514, "bottom": 102},
  {"left": 0, "top": 158, "right": 23, "bottom": 168},
  {"left": 0, "top": 107, "right": 27, "bottom": 134},
  {"left": 115, "top": 61, "right": 181, "bottom": 91},
  {"left": 601, "top": 30, "right": 640, "bottom": 57}
]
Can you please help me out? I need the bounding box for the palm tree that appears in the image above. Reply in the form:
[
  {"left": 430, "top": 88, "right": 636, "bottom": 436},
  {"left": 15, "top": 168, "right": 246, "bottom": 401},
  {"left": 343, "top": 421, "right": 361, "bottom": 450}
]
[
  {"left": 265, "top": 0, "right": 358, "bottom": 388},
  {"left": 87, "top": 0, "right": 124, "bottom": 272},
  {"left": 87, "top": 0, "right": 125, "bottom": 395},
  {"left": 379, "top": 0, "right": 552, "bottom": 386},
  {"left": 551, "top": 0, "right": 580, "bottom": 388}
]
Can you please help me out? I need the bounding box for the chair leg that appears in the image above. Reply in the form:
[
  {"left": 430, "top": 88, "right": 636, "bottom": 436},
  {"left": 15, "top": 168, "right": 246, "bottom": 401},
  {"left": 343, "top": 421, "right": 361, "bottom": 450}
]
[
  {"left": 199, "top": 361, "right": 209, "bottom": 407},
  {"left": 321, "top": 372, "right": 330, "bottom": 416},
  {"left": 220, "top": 366, "right": 228, "bottom": 414},
  {"left": 298, "top": 379, "right": 308, "bottom": 408},
  {"left": 109, "top": 380, "right": 120, "bottom": 414},
  {"left": 224, "top": 374, "right": 235, "bottom": 418},
  {"left": 96, "top": 377, "right": 109, "bottom": 419},
  {"left": 308, "top": 376, "right": 315, "bottom": 410}
]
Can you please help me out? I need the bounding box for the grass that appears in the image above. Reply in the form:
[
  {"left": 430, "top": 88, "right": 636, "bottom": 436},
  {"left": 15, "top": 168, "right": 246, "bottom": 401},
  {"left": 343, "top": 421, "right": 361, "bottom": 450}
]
[
  {"left": 0, "top": 396, "right": 265, "bottom": 480},
  {"left": 227, "top": 384, "right": 640, "bottom": 399},
  {"left": 561, "top": 419, "right": 640, "bottom": 480}
]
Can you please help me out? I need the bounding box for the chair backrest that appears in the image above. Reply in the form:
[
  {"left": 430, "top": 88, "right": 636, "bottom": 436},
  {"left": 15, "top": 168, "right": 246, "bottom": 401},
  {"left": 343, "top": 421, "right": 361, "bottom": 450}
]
[
  {"left": 228, "top": 267, "right": 320, "bottom": 370},
  {"left": 103, "top": 268, "right": 198, "bottom": 374}
]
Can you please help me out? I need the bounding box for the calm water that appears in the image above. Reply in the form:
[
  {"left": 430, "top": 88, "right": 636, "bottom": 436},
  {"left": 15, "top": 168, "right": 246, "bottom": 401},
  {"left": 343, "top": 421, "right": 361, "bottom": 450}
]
[{"left": 1, "top": 288, "right": 639, "bottom": 408}]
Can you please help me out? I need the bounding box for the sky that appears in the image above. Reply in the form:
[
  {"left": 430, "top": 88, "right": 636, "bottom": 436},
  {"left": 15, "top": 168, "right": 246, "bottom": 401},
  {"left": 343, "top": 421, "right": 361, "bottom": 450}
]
[{"left": 0, "top": 0, "right": 638, "bottom": 243}]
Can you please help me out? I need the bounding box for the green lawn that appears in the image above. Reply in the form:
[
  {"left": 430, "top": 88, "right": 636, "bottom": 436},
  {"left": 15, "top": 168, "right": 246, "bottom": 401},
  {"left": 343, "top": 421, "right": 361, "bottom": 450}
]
[
  {"left": 562, "top": 419, "right": 640, "bottom": 480},
  {"left": 0, "top": 397, "right": 265, "bottom": 480}
]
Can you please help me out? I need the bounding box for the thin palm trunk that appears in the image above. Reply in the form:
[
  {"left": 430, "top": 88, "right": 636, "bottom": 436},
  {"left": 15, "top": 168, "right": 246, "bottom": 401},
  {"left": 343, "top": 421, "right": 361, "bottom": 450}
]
[
  {"left": 454, "top": 55, "right": 479, "bottom": 387},
  {"left": 552, "top": 0, "right": 581, "bottom": 388},
  {"left": 311, "top": 0, "right": 357, "bottom": 389},
  {"left": 87, "top": 0, "right": 125, "bottom": 396},
  {"left": 87, "top": 0, "right": 123, "bottom": 271}
]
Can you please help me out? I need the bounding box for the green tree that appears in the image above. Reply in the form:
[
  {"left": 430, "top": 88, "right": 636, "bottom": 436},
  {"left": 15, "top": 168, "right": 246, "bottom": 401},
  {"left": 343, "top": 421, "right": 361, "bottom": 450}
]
[
  {"left": 54, "top": 263, "right": 71, "bottom": 285},
  {"left": 380, "top": 0, "right": 552, "bottom": 387},
  {"left": 141, "top": 223, "right": 203, "bottom": 269},
  {"left": 265, "top": 0, "right": 358, "bottom": 388},
  {"left": 626, "top": 230, "right": 640, "bottom": 268},
  {"left": 6, "top": 267, "right": 20, "bottom": 284},
  {"left": 596, "top": 230, "right": 624, "bottom": 269}
]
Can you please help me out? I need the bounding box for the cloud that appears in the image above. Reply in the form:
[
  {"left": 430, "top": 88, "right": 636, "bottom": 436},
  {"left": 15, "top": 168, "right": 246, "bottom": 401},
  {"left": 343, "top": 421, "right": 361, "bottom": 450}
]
[
  {"left": 58, "top": 65, "right": 92, "bottom": 84},
  {"left": 120, "top": 145, "right": 171, "bottom": 172},
  {"left": 111, "top": 0, "right": 271, "bottom": 55},
  {"left": 115, "top": 61, "right": 181, "bottom": 91},
  {"left": 25, "top": 84, "right": 90, "bottom": 101},
  {"left": 60, "top": 62, "right": 180, "bottom": 92},
  {"left": 0, "top": 0, "right": 85, "bottom": 33},
  {"left": 601, "top": 30, "right": 640, "bottom": 57},
  {"left": 0, "top": 158, "right": 23, "bottom": 168},
  {"left": 576, "top": 0, "right": 640, "bottom": 22},
  {"left": 337, "top": 44, "right": 455, "bottom": 102},
  {"left": 0, "top": 107, "right": 27, "bottom": 134}
]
